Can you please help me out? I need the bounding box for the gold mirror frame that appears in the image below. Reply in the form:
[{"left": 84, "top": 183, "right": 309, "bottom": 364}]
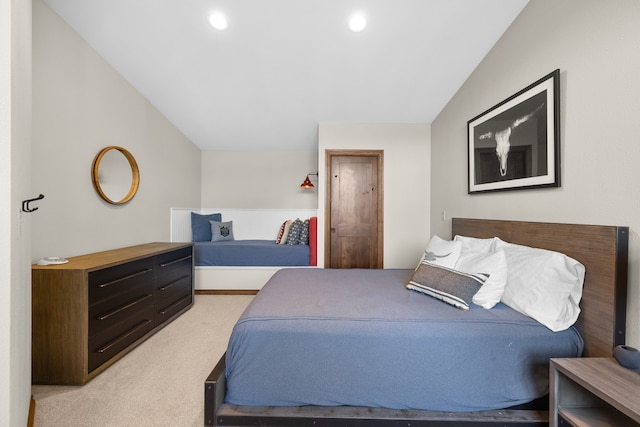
[{"left": 91, "top": 146, "right": 140, "bottom": 205}]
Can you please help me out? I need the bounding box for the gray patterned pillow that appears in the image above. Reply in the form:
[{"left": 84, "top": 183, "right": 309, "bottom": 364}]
[
  {"left": 406, "top": 262, "right": 486, "bottom": 310},
  {"left": 300, "top": 219, "right": 310, "bottom": 245},
  {"left": 210, "top": 220, "right": 234, "bottom": 242},
  {"left": 286, "top": 219, "right": 303, "bottom": 245}
]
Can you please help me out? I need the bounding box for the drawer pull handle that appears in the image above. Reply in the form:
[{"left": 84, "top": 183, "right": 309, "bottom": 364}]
[
  {"left": 97, "top": 294, "right": 153, "bottom": 321},
  {"left": 96, "top": 319, "right": 152, "bottom": 353},
  {"left": 159, "top": 275, "right": 190, "bottom": 291},
  {"left": 159, "top": 295, "right": 192, "bottom": 315},
  {"left": 159, "top": 255, "right": 192, "bottom": 268},
  {"left": 97, "top": 268, "right": 153, "bottom": 288}
]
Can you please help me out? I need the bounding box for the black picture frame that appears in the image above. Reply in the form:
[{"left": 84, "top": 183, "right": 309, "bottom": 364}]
[{"left": 467, "top": 69, "right": 560, "bottom": 194}]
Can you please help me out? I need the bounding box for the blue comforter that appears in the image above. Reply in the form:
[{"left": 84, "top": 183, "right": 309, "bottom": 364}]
[{"left": 225, "top": 268, "right": 584, "bottom": 412}]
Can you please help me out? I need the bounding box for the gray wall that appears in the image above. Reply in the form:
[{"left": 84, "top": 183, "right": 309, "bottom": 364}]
[
  {"left": 32, "top": 0, "right": 201, "bottom": 260},
  {"left": 431, "top": 0, "right": 640, "bottom": 347},
  {"left": 318, "top": 123, "right": 431, "bottom": 268},
  {"left": 201, "top": 150, "right": 318, "bottom": 209},
  {"left": 1, "top": 0, "right": 32, "bottom": 424}
]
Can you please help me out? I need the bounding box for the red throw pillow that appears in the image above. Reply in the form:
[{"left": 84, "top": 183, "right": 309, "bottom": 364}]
[{"left": 309, "top": 217, "right": 317, "bottom": 266}]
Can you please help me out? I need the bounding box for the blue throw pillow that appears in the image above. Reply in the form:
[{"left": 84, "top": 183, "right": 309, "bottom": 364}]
[{"left": 191, "top": 212, "right": 222, "bottom": 242}]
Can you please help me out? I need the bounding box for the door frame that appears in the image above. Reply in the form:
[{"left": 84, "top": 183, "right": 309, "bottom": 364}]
[{"left": 324, "top": 149, "right": 384, "bottom": 268}]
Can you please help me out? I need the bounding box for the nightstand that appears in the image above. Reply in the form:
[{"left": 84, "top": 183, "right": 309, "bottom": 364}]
[{"left": 550, "top": 357, "right": 640, "bottom": 426}]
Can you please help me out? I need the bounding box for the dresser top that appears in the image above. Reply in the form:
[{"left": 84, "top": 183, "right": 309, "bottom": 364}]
[{"left": 32, "top": 242, "right": 193, "bottom": 272}]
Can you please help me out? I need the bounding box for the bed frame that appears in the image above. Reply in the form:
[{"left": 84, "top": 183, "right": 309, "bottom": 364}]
[{"left": 204, "top": 218, "right": 629, "bottom": 426}]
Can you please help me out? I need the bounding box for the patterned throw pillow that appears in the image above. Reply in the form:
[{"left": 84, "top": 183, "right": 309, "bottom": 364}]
[
  {"left": 286, "top": 219, "right": 303, "bottom": 245},
  {"left": 300, "top": 219, "right": 310, "bottom": 245},
  {"left": 406, "top": 262, "right": 486, "bottom": 310},
  {"left": 210, "top": 220, "right": 234, "bottom": 242},
  {"left": 276, "top": 220, "right": 293, "bottom": 245}
]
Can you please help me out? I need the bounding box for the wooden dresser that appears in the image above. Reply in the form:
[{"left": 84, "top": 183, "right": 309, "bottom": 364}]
[{"left": 32, "top": 242, "right": 194, "bottom": 385}]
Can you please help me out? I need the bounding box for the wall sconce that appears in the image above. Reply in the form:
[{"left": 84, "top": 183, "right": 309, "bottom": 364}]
[{"left": 300, "top": 172, "right": 318, "bottom": 189}]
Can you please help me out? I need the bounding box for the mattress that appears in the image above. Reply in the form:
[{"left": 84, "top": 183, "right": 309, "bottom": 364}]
[
  {"left": 194, "top": 240, "right": 310, "bottom": 266},
  {"left": 224, "top": 268, "right": 584, "bottom": 412}
]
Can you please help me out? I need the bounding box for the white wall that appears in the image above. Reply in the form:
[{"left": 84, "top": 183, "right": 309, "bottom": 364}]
[
  {"left": 201, "top": 150, "right": 318, "bottom": 209},
  {"left": 318, "top": 123, "right": 430, "bottom": 268},
  {"left": 431, "top": 0, "right": 640, "bottom": 347},
  {"left": 1, "top": 0, "right": 32, "bottom": 424},
  {"left": 32, "top": 0, "right": 201, "bottom": 260}
]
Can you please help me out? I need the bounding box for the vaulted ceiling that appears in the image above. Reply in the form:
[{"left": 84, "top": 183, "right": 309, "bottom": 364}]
[{"left": 42, "top": 0, "right": 529, "bottom": 151}]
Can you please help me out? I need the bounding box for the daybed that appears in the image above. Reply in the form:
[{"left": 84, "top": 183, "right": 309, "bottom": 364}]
[
  {"left": 205, "top": 218, "right": 628, "bottom": 426},
  {"left": 170, "top": 208, "right": 318, "bottom": 290}
]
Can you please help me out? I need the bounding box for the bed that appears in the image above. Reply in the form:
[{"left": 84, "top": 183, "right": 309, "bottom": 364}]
[
  {"left": 204, "top": 218, "right": 629, "bottom": 426},
  {"left": 171, "top": 208, "right": 318, "bottom": 290}
]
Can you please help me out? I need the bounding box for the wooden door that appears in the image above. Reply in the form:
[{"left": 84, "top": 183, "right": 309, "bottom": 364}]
[{"left": 326, "top": 151, "right": 383, "bottom": 268}]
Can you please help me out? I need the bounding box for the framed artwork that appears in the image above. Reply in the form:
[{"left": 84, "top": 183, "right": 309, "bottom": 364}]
[{"left": 467, "top": 69, "right": 560, "bottom": 194}]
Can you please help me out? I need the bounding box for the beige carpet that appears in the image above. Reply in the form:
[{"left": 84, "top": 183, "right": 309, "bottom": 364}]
[{"left": 32, "top": 294, "right": 254, "bottom": 427}]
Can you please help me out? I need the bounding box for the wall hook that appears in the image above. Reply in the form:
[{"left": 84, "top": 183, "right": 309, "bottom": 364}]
[{"left": 22, "top": 194, "right": 44, "bottom": 213}]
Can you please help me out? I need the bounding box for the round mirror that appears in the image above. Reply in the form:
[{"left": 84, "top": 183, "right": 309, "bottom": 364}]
[{"left": 91, "top": 146, "right": 140, "bottom": 205}]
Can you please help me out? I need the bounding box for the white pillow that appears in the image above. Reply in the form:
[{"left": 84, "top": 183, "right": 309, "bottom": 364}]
[
  {"left": 423, "top": 235, "right": 462, "bottom": 269},
  {"left": 455, "top": 249, "right": 508, "bottom": 309},
  {"left": 494, "top": 238, "right": 585, "bottom": 332},
  {"left": 453, "top": 235, "right": 498, "bottom": 253}
]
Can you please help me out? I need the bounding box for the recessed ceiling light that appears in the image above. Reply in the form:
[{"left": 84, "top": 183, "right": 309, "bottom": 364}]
[
  {"left": 209, "top": 12, "right": 228, "bottom": 31},
  {"left": 349, "top": 14, "right": 366, "bottom": 32}
]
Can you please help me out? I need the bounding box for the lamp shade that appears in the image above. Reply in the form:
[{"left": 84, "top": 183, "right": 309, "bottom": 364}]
[{"left": 300, "top": 175, "right": 314, "bottom": 189}]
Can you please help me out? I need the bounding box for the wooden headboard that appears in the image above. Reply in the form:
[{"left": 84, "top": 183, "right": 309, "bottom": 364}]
[{"left": 452, "top": 218, "right": 628, "bottom": 358}]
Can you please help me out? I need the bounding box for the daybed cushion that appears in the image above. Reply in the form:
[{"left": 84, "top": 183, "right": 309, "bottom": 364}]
[
  {"left": 194, "top": 240, "right": 310, "bottom": 266},
  {"left": 494, "top": 238, "right": 586, "bottom": 332},
  {"left": 191, "top": 212, "right": 222, "bottom": 242},
  {"left": 210, "top": 220, "right": 234, "bottom": 242}
]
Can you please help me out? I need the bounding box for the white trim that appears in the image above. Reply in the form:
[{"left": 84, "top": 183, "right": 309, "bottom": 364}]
[{"left": 195, "top": 265, "right": 317, "bottom": 290}]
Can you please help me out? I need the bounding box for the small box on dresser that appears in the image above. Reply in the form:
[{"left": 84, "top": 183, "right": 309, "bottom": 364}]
[{"left": 32, "top": 242, "right": 194, "bottom": 385}]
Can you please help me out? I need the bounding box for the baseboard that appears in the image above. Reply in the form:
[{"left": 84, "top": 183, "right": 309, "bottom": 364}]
[
  {"left": 195, "top": 289, "right": 258, "bottom": 295},
  {"left": 27, "top": 396, "right": 35, "bottom": 427}
]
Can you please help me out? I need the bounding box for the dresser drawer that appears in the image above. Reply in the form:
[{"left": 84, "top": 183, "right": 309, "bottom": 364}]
[
  {"left": 88, "top": 305, "right": 156, "bottom": 373},
  {"left": 89, "top": 286, "right": 154, "bottom": 338},
  {"left": 89, "top": 258, "right": 154, "bottom": 305},
  {"left": 155, "top": 247, "right": 192, "bottom": 275},
  {"left": 155, "top": 270, "right": 192, "bottom": 303},
  {"left": 155, "top": 288, "right": 193, "bottom": 326}
]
